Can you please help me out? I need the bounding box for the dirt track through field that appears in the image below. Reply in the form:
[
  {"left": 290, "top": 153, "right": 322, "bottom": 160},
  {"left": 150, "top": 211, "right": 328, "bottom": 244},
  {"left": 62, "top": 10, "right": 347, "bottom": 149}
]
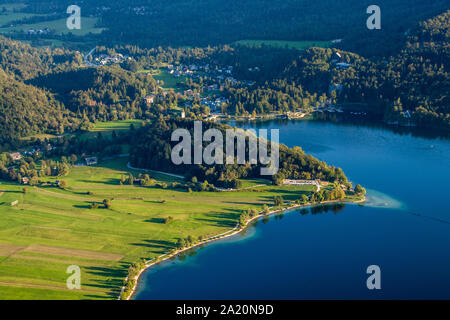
[
  {"left": 32, "top": 188, "right": 92, "bottom": 201},
  {"left": 0, "top": 243, "right": 26, "bottom": 257}
]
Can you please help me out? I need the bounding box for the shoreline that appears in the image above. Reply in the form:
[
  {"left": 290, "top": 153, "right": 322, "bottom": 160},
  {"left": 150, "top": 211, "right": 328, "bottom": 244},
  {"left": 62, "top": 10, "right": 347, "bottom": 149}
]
[
  {"left": 120, "top": 196, "right": 366, "bottom": 300},
  {"left": 216, "top": 112, "right": 313, "bottom": 123}
]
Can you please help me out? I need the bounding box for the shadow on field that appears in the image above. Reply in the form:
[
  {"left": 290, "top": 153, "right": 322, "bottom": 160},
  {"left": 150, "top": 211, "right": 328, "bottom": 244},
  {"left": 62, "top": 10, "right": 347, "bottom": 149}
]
[
  {"left": 82, "top": 294, "right": 109, "bottom": 300},
  {"left": 261, "top": 188, "right": 311, "bottom": 201},
  {"left": 84, "top": 263, "right": 129, "bottom": 298},
  {"left": 144, "top": 200, "right": 168, "bottom": 204},
  {"left": 130, "top": 239, "right": 175, "bottom": 254},
  {"left": 145, "top": 217, "right": 166, "bottom": 224},
  {"left": 38, "top": 185, "right": 60, "bottom": 190},
  {"left": 195, "top": 212, "right": 239, "bottom": 227},
  {"left": 222, "top": 200, "right": 261, "bottom": 206},
  {"left": 79, "top": 179, "right": 120, "bottom": 185},
  {"left": 73, "top": 204, "right": 95, "bottom": 209}
]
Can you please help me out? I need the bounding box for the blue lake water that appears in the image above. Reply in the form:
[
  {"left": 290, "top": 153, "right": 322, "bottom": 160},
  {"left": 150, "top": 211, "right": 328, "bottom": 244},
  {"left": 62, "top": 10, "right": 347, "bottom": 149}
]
[{"left": 134, "top": 120, "right": 450, "bottom": 299}]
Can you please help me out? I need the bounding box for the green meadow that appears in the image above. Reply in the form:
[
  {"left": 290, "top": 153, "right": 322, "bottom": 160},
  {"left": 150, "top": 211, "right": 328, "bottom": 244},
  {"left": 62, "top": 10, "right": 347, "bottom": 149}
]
[
  {"left": 234, "top": 40, "right": 332, "bottom": 50},
  {"left": 0, "top": 17, "right": 104, "bottom": 36},
  {"left": 20, "top": 133, "right": 58, "bottom": 142},
  {"left": 0, "top": 157, "right": 315, "bottom": 299},
  {"left": 0, "top": 3, "right": 35, "bottom": 26},
  {"left": 153, "top": 69, "right": 187, "bottom": 92},
  {"left": 90, "top": 120, "right": 144, "bottom": 133},
  {"left": 21, "top": 120, "right": 144, "bottom": 143},
  {"left": 0, "top": 12, "right": 38, "bottom": 26},
  {"left": 0, "top": 3, "right": 27, "bottom": 11},
  {"left": 77, "top": 120, "right": 144, "bottom": 141}
]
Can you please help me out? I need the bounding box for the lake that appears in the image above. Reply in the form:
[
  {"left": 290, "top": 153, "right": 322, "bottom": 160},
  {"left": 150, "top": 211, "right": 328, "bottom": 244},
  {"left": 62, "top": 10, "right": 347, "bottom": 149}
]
[{"left": 134, "top": 119, "right": 450, "bottom": 299}]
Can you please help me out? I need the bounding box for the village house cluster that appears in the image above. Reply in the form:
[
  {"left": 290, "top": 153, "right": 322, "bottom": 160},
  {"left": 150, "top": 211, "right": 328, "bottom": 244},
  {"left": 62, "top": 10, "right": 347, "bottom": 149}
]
[
  {"left": 8, "top": 143, "right": 54, "bottom": 185},
  {"left": 168, "top": 63, "right": 233, "bottom": 78},
  {"left": 140, "top": 50, "right": 360, "bottom": 122},
  {"left": 168, "top": 63, "right": 255, "bottom": 87},
  {"left": 168, "top": 63, "right": 257, "bottom": 115},
  {"left": 23, "top": 28, "right": 51, "bottom": 35},
  {"left": 92, "top": 53, "right": 131, "bottom": 66},
  {"left": 9, "top": 143, "right": 54, "bottom": 163},
  {"left": 143, "top": 62, "right": 245, "bottom": 118}
]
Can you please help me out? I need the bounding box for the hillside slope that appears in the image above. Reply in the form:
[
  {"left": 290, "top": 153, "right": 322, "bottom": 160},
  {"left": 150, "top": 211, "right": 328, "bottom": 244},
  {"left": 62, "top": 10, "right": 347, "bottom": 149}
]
[
  {"left": 0, "top": 36, "right": 81, "bottom": 80},
  {"left": 0, "top": 69, "right": 75, "bottom": 150}
]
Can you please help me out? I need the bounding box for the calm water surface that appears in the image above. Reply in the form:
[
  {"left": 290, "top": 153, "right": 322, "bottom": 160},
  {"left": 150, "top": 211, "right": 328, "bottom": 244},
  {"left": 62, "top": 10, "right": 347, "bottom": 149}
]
[{"left": 135, "top": 120, "right": 450, "bottom": 299}]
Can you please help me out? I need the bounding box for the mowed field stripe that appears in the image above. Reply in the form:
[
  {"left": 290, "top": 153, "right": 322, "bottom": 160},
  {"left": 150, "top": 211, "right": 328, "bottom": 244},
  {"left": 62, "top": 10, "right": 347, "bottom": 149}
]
[
  {"left": 31, "top": 188, "right": 93, "bottom": 201},
  {"left": 10, "top": 253, "right": 110, "bottom": 267},
  {"left": 0, "top": 281, "right": 106, "bottom": 294},
  {"left": 23, "top": 244, "right": 123, "bottom": 261},
  {"left": 18, "top": 203, "right": 104, "bottom": 221}
]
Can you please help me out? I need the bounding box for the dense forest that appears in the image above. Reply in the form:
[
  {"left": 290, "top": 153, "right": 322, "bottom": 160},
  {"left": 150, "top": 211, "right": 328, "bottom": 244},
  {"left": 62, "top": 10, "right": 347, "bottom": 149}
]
[
  {"left": 15, "top": 0, "right": 449, "bottom": 57},
  {"left": 130, "top": 118, "right": 350, "bottom": 187},
  {"left": 0, "top": 36, "right": 82, "bottom": 80},
  {"left": 29, "top": 66, "right": 157, "bottom": 121}
]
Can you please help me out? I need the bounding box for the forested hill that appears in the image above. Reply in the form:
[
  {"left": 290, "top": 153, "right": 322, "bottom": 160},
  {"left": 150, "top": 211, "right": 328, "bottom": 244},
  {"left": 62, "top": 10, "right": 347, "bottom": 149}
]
[
  {"left": 0, "top": 35, "right": 157, "bottom": 150},
  {"left": 29, "top": 66, "right": 157, "bottom": 118},
  {"left": 130, "top": 118, "right": 350, "bottom": 187},
  {"left": 0, "top": 36, "right": 85, "bottom": 151},
  {"left": 0, "top": 36, "right": 82, "bottom": 80},
  {"left": 0, "top": 69, "right": 75, "bottom": 150},
  {"left": 318, "top": 11, "right": 449, "bottom": 127},
  {"left": 226, "top": 11, "right": 449, "bottom": 129},
  {"left": 20, "top": 0, "right": 449, "bottom": 57}
]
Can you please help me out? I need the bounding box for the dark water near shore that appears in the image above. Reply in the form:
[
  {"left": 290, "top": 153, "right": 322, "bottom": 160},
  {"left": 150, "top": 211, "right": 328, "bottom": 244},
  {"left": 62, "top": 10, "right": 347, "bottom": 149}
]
[{"left": 134, "top": 120, "right": 450, "bottom": 299}]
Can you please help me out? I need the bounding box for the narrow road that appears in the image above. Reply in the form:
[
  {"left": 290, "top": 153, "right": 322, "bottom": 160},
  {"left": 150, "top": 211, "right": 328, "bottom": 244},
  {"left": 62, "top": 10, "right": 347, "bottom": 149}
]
[
  {"left": 84, "top": 47, "right": 97, "bottom": 67},
  {"left": 127, "top": 162, "right": 185, "bottom": 179},
  {"left": 214, "top": 184, "right": 266, "bottom": 192}
]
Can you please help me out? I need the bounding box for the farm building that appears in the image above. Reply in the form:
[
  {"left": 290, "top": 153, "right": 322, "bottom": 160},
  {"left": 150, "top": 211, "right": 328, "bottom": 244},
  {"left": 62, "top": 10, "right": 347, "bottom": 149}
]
[
  {"left": 85, "top": 157, "right": 98, "bottom": 166},
  {"left": 336, "top": 62, "right": 352, "bottom": 70},
  {"left": 144, "top": 95, "right": 156, "bottom": 104}
]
